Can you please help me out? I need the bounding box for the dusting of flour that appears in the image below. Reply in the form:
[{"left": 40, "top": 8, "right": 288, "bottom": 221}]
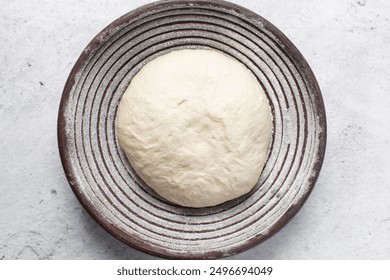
[{"left": 116, "top": 49, "right": 272, "bottom": 207}]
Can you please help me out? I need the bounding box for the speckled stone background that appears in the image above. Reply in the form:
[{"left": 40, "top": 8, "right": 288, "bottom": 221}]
[{"left": 1, "top": 0, "right": 389, "bottom": 259}]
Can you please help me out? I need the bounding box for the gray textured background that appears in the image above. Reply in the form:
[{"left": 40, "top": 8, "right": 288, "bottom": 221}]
[{"left": 1, "top": 0, "right": 390, "bottom": 259}]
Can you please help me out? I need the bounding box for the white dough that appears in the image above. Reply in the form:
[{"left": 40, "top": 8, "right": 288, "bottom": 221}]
[{"left": 116, "top": 49, "right": 272, "bottom": 208}]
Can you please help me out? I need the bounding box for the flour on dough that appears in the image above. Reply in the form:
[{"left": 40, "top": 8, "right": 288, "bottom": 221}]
[{"left": 116, "top": 49, "right": 272, "bottom": 208}]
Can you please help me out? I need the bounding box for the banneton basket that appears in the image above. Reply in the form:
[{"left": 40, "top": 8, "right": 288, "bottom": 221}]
[{"left": 58, "top": 0, "right": 326, "bottom": 259}]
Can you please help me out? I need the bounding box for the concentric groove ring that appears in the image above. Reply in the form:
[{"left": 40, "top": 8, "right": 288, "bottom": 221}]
[{"left": 58, "top": 0, "right": 326, "bottom": 259}]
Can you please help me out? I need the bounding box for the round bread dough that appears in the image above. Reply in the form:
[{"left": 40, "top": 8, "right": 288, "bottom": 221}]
[{"left": 116, "top": 49, "right": 272, "bottom": 208}]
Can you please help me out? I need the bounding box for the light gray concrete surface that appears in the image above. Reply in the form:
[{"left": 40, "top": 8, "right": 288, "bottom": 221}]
[{"left": 1, "top": 0, "right": 390, "bottom": 259}]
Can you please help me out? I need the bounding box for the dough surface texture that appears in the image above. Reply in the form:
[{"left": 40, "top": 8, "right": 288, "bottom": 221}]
[{"left": 116, "top": 49, "right": 272, "bottom": 208}]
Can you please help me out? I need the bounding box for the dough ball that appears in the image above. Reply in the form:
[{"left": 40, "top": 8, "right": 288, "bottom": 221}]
[{"left": 116, "top": 49, "right": 272, "bottom": 208}]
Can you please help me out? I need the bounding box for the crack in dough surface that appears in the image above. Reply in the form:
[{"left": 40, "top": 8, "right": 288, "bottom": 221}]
[{"left": 116, "top": 49, "right": 272, "bottom": 208}]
